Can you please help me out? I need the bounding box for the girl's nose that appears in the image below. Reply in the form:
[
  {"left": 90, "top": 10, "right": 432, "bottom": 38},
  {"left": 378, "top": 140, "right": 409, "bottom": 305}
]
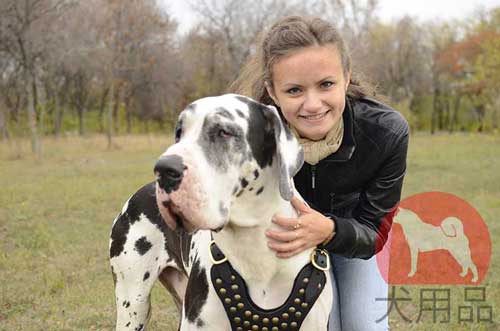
[{"left": 303, "top": 91, "right": 322, "bottom": 112}]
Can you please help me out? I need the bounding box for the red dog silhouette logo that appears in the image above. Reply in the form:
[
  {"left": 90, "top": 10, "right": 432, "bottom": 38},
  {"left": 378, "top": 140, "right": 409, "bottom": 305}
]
[{"left": 377, "top": 192, "right": 490, "bottom": 284}]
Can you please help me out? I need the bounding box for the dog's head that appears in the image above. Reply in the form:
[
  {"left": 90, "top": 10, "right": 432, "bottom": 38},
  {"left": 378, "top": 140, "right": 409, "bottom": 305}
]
[{"left": 154, "top": 94, "right": 303, "bottom": 233}]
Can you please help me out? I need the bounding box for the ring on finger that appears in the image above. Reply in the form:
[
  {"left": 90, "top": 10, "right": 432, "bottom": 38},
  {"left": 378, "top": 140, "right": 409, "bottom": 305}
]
[{"left": 293, "top": 220, "right": 301, "bottom": 230}]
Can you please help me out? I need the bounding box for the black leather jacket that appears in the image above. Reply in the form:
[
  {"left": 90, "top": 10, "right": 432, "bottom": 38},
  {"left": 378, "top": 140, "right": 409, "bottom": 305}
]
[{"left": 294, "top": 97, "right": 409, "bottom": 259}]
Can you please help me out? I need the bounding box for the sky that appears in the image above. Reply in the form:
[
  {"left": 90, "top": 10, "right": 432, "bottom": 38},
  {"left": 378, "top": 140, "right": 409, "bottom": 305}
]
[{"left": 161, "top": 0, "right": 500, "bottom": 34}]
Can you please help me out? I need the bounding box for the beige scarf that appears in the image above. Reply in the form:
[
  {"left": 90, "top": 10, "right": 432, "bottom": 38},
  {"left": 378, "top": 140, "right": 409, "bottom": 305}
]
[{"left": 291, "top": 119, "right": 344, "bottom": 165}]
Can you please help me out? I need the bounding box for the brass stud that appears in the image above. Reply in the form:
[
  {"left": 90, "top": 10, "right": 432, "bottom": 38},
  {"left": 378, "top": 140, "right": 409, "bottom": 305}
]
[
  {"left": 225, "top": 298, "right": 231, "bottom": 304},
  {"left": 272, "top": 317, "right": 279, "bottom": 324},
  {"left": 230, "top": 307, "right": 237, "bottom": 313},
  {"left": 318, "top": 283, "right": 322, "bottom": 289},
  {"left": 282, "top": 313, "right": 289, "bottom": 319},
  {"left": 245, "top": 310, "right": 252, "bottom": 317},
  {"left": 237, "top": 302, "right": 244, "bottom": 309},
  {"left": 232, "top": 284, "right": 239, "bottom": 291},
  {"left": 219, "top": 288, "right": 227, "bottom": 295},
  {"left": 216, "top": 278, "right": 222, "bottom": 285},
  {"left": 262, "top": 327, "right": 269, "bottom": 331},
  {"left": 301, "top": 302, "right": 308, "bottom": 308},
  {"left": 252, "top": 325, "right": 259, "bottom": 331},
  {"left": 236, "top": 327, "right": 243, "bottom": 331},
  {"left": 231, "top": 275, "right": 236, "bottom": 281},
  {"left": 299, "top": 288, "right": 305, "bottom": 295},
  {"left": 253, "top": 314, "right": 260, "bottom": 321},
  {"left": 295, "top": 312, "right": 302, "bottom": 318},
  {"left": 281, "top": 322, "right": 288, "bottom": 329},
  {"left": 288, "top": 307, "right": 296, "bottom": 313},
  {"left": 234, "top": 294, "right": 242, "bottom": 300},
  {"left": 234, "top": 317, "right": 241, "bottom": 324},
  {"left": 262, "top": 317, "right": 269, "bottom": 324},
  {"left": 303, "top": 277, "right": 309, "bottom": 283},
  {"left": 294, "top": 298, "right": 301, "bottom": 304},
  {"left": 272, "top": 327, "right": 278, "bottom": 331},
  {"left": 243, "top": 320, "right": 250, "bottom": 327},
  {"left": 290, "top": 322, "right": 298, "bottom": 328}
]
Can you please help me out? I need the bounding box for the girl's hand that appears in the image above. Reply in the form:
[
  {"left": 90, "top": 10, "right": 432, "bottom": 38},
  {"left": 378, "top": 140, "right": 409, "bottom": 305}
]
[{"left": 266, "top": 196, "right": 335, "bottom": 258}]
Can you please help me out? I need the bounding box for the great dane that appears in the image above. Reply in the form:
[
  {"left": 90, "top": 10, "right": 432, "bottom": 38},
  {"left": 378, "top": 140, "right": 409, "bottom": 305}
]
[{"left": 109, "top": 94, "right": 333, "bottom": 330}]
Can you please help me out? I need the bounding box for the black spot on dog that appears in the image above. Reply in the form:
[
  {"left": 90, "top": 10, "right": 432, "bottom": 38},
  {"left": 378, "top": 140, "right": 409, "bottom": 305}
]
[
  {"left": 198, "top": 116, "right": 246, "bottom": 172},
  {"left": 110, "top": 182, "right": 191, "bottom": 275},
  {"left": 249, "top": 187, "right": 254, "bottom": 191},
  {"left": 126, "top": 322, "right": 130, "bottom": 327},
  {"left": 219, "top": 201, "right": 228, "bottom": 218},
  {"left": 215, "top": 107, "right": 235, "bottom": 120},
  {"left": 240, "top": 178, "right": 249, "bottom": 188},
  {"left": 135, "top": 236, "right": 152, "bottom": 256},
  {"left": 110, "top": 183, "right": 164, "bottom": 259},
  {"left": 196, "top": 318, "right": 205, "bottom": 327},
  {"left": 256, "top": 187, "right": 264, "bottom": 195},
  {"left": 254, "top": 169, "right": 260, "bottom": 179},
  {"left": 143, "top": 272, "right": 150, "bottom": 281},
  {"left": 123, "top": 300, "right": 130, "bottom": 308},
  {"left": 237, "top": 96, "right": 276, "bottom": 169},
  {"left": 184, "top": 259, "right": 209, "bottom": 323},
  {"left": 236, "top": 109, "right": 246, "bottom": 118},
  {"left": 236, "top": 190, "right": 244, "bottom": 198},
  {"left": 135, "top": 324, "right": 144, "bottom": 331},
  {"left": 184, "top": 103, "right": 196, "bottom": 112}
]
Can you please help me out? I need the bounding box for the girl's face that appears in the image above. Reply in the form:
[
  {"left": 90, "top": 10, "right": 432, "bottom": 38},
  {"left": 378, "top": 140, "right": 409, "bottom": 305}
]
[{"left": 266, "top": 45, "right": 350, "bottom": 141}]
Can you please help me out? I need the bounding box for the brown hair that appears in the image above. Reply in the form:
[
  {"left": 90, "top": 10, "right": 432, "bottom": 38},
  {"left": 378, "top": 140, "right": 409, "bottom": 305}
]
[{"left": 229, "top": 16, "right": 377, "bottom": 105}]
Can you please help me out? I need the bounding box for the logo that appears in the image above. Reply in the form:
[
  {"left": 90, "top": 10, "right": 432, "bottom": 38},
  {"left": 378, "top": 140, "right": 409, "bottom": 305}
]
[{"left": 377, "top": 192, "right": 491, "bottom": 284}]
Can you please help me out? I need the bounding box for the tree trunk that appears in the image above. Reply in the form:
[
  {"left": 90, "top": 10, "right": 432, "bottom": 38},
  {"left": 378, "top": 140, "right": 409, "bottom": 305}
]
[
  {"left": 107, "top": 82, "right": 114, "bottom": 149},
  {"left": 449, "top": 95, "right": 461, "bottom": 133},
  {"left": 98, "top": 87, "right": 109, "bottom": 133},
  {"left": 0, "top": 103, "right": 10, "bottom": 141},
  {"left": 112, "top": 85, "right": 121, "bottom": 134},
  {"left": 78, "top": 106, "right": 85, "bottom": 135},
  {"left": 124, "top": 94, "right": 132, "bottom": 134},
  {"left": 26, "top": 70, "right": 41, "bottom": 157}
]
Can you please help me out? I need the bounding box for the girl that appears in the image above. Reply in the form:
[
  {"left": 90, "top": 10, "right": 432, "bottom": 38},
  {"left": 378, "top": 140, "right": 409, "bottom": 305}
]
[{"left": 231, "top": 16, "right": 409, "bottom": 331}]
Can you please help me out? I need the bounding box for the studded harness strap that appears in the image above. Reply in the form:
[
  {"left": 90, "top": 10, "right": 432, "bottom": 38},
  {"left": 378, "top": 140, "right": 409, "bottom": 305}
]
[{"left": 209, "top": 241, "right": 330, "bottom": 331}]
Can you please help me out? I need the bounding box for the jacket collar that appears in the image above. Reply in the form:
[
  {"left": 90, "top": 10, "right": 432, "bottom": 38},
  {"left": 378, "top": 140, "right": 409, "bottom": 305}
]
[{"left": 323, "top": 97, "right": 356, "bottom": 162}]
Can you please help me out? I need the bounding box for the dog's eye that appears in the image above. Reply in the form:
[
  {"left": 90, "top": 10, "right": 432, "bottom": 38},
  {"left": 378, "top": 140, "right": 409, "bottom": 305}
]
[
  {"left": 218, "top": 129, "right": 233, "bottom": 138},
  {"left": 174, "top": 124, "right": 182, "bottom": 143}
]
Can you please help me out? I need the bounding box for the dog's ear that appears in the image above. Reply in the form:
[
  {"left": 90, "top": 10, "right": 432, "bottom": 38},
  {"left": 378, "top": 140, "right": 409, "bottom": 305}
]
[{"left": 265, "top": 105, "right": 304, "bottom": 200}]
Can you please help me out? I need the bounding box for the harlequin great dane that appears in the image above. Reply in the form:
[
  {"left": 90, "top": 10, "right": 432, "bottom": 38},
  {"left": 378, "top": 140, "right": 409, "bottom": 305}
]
[{"left": 109, "top": 94, "right": 333, "bottom": 330}]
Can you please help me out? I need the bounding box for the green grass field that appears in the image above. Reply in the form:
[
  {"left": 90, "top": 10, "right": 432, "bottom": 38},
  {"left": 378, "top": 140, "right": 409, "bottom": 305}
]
[{"left": 1, "top": 132, "right": 499, "bottom": 330}]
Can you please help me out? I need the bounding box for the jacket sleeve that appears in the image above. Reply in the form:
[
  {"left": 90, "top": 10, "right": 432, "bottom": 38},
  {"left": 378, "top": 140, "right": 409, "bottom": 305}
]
[{"left": 323, "top": 122, "right": 409, "bottom": 259}]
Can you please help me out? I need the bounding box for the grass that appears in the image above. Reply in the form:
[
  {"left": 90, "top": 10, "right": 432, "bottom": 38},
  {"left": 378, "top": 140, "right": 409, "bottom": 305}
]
[{"left": 0, "top": 132, "right": 499, "bottom": 330}]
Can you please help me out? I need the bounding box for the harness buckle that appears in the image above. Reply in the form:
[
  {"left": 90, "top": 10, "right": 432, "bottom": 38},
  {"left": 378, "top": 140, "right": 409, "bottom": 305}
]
[
  {"left": 209, "top": 240, "right": 228, "bottom": 265},
  {"left": 310, "top": 248, "right": 330, "bottom": 271}
]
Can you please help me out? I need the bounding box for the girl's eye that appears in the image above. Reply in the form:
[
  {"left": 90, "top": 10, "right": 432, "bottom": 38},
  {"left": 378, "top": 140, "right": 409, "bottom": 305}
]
[
  {"left": 321, "top": 81, "right": 334, "bottom": 88},
  {"left": 286, "top": 87, "right": 301, "bottom": 95}
]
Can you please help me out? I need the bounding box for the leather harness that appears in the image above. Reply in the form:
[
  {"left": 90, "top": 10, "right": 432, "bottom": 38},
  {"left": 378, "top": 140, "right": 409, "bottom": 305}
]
[{"left": 210, "top": 241, "right": 330, "bottom": 330}]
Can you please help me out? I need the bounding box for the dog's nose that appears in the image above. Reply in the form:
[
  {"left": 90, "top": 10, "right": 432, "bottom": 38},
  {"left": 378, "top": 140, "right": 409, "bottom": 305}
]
[{"left": 154, "top": 155, "right": 186, "bottom": 193}]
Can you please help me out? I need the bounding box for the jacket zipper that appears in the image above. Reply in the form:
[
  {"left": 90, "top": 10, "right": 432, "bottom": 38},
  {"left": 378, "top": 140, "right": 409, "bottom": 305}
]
[{"left": 311, "top": 165, "right": 317, "bottom": 204}]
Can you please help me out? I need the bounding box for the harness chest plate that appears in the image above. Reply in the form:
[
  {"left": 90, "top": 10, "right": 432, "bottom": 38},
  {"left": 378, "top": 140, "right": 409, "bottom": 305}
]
[{"left": 210, "top": 242, "right": 329, "bottom": 330}]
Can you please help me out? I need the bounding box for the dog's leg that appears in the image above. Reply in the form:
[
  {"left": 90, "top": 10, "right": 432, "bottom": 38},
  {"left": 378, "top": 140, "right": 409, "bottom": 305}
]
[
  {"left": 408, "top": 247, "right": 418, "bottom": 277},
  {"left": 110, "top": 202, "right": 171, "bottom": 331}
]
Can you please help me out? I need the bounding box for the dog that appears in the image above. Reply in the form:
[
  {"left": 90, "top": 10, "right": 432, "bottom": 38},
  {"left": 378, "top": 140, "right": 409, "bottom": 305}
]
[
  {"left": 394, "top": 207, "right": 478, "bottom": 282},
  {"left": 109, "top": 94, "right": 333, "bottom": 330}
]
